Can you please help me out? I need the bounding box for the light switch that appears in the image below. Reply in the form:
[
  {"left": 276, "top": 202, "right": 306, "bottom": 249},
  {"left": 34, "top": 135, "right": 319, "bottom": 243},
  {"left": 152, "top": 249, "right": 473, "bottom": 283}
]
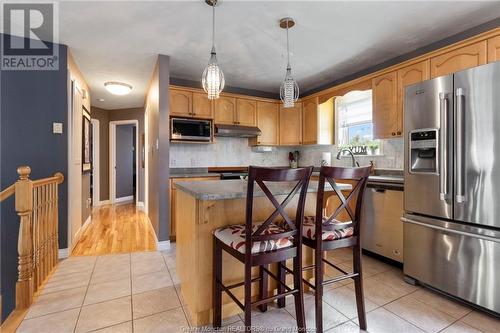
[{"left": 53, "top": 122, "right": 63, "bottom": 134}]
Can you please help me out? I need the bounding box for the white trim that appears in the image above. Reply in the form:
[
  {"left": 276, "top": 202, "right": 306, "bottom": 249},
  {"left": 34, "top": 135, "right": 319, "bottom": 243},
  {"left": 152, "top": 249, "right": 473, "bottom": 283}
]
[
  {"left": 109, "top": 120, "right": 139, "bottom": 205},
  {"left": 115, "top": 195, "right": 134, "bottom": 203},
  {"left": 58, "top": 248, "right": 69, "bottom": 259},
  {"left": 144, "top": 106, "right": 149, "bottom": 215},
  {"left": 91, "top": 118, "right": 100, "bottom": 206},
  {"left": 157, "top": 240, "right": 171, "bottom": 251},
  {"left": 97, "top": 199, "right": 110, "bottom": 206},
  {"left": 70, "top": 215, "right": 92, "bottom": 254},
  {"left": 136, "top": 201, "right": 145, "bottom": 210}
]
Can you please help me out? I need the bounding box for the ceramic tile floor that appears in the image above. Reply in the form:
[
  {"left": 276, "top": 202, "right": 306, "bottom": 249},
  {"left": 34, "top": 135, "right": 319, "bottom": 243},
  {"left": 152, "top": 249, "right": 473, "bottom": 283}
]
[{"left": 16, "top": 245, "right": 500, "bottom": 333}]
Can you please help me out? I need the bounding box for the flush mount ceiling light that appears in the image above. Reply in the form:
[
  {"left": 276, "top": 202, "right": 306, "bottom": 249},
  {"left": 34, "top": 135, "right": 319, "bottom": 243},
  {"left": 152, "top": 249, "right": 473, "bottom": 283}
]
[
  {"left": 104, "top": 81, "right": 133, "bottom": 95},
  {"left": 279, "top": 18, "right": 299, "bottom": 108},
  {"left": 201, "top": 0, "right": 225, "bottom": 100}
]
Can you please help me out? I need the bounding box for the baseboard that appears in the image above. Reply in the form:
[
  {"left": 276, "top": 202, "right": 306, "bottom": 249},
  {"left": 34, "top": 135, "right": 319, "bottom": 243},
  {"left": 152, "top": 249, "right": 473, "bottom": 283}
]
[
  {"left": 115, "top": 195, "right": 134, "bottom": 203},
  {"left": 96, "top": 199, "right": 110, "bottom": 206},
  {"left": 136, "top": 201, "right": 145, "bottom": 210},
  {"left": 70, "top": 215, "right": 92, "bottom": 254},
  {"left": 58, "top": 248, "right": 69, "bottom": 259},
  {"left": 157, "top": 240, "right": 171, "bottom": 251}
]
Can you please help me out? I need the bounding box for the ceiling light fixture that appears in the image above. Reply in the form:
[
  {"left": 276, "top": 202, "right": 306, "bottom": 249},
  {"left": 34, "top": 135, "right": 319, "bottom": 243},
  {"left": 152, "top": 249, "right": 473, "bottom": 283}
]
[
  {"left": 201, "top": 0, "right": 225, "bottom": 100},
  {"left": 104, "top": 81, "right": 133, "bottom": 95},
  {"left": 279, "top": 18, "right": 299, "bottom": 108}
]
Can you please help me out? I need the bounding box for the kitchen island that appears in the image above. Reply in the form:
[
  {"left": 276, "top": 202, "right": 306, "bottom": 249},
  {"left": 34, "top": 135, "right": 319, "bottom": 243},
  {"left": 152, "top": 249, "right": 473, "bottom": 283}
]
[{"left": 174, "top": 179, "right": 351, "bottom": 326}]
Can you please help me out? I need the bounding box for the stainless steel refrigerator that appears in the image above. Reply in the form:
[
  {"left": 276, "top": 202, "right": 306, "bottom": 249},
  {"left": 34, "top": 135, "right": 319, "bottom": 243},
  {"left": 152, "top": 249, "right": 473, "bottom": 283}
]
[{"left": 403, "top": 61, "right": 500, "bottom": 315}]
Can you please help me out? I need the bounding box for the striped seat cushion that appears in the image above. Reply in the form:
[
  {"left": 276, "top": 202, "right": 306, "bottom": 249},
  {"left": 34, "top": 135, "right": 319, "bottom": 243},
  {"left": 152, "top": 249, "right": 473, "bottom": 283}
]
[
  {"left": 214, "top": 223, "right": 293, "bottom": 254},
  {"left": 302, "top": 216, "right": 353, "bottom": 241}
]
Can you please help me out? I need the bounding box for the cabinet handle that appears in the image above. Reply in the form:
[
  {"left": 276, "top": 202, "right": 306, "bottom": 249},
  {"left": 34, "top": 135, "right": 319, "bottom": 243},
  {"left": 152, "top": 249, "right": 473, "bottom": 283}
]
[
  {"left": 391, "top": 132, "right": 396, "bottom": 136},
  {"left": 397, "top": 131, "right": 401, "bottom": 135}
]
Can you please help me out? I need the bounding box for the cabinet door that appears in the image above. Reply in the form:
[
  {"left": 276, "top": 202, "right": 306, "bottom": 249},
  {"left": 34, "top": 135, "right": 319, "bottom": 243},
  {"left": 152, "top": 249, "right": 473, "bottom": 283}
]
[
  {"left": 192, "top": 92, "right": 213, "bottom": 119},
  {"left": 302, "top": 98, "right": 318, "bottom": 145},
  {"left": 279, "top": 103, "right": 302, "bottom": 145},
  {"left": 236, "top": 99, "right": 257, "bottom": 126},
  {"left": 372, "top": 72, "right": 398, "bottom": 139},
  {"left": 214, "top": 97, "right": 236, "bottom": 124},
  {"left": 488, "top": 35, "right": 500, "bottom": 63},
  {"left": 253, "top": 102, "right": 279, "bottom": 145},
  {"left": 170, "top": 89, "right": 192, "bottom": 117},
  {"left": 430, "top": 41, "right": 487, "bottom": 78},
  {"left": 397, "top": 60, "right": 430, "bottom": 134}
]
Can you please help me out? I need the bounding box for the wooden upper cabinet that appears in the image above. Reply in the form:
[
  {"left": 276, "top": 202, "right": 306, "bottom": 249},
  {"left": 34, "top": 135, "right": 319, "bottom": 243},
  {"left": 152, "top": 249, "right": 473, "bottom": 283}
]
[
  {"left": 192, "top": 92, "right": 213, "bottom": 118},
  {"left": 236, "top": 99, "right": 257, "bottom": 126},
  {"left": 214, "top": 97, "right": 236, "bottom": 124},
  {"left": 302, "top": 98, "right": 318, "bottom": 145},
  {"left": 397, "top": 60, "right": 430, "bottom": 133},
  {"left": 250, "top": 102, "right": 279, "bottom": 146},
  {"left": 170, "top": 89, "right": 192, "bottom": 117},
  {"left": 488, "top": 35, "right": 500, "bottom": 63},
  {"left": 430, "top": 41, "right": 487, "bottom": 78},
  {"left": 372, "top": 71, "right": 399, "bottom": 139},
  {"left": 279, "top": 103, "right": 302, "bottom": 145}
]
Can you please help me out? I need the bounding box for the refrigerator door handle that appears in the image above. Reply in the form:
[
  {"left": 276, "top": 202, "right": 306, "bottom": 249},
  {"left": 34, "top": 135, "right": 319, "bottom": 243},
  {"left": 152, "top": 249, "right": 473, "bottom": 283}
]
[
  {"left": 456, "top": 88, "right": 466, "bottom": 203},
  {"left": 401, "top": 217, "right": 500, "bottom": 244},
  {"left": 439, "top": 93, "right": 448, "bottom": 201}
]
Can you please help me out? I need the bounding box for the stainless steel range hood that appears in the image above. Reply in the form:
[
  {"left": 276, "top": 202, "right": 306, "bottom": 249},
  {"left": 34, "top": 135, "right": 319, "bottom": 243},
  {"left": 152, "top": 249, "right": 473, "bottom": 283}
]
[{"left": 215, "top": 124, "right": 261, "bottom": 138}]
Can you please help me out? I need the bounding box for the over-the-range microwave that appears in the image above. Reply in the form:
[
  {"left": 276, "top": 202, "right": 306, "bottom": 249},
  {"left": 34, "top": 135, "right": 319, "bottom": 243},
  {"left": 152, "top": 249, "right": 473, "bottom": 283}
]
[{"left": 170, "top": 117, "right": 212, "bottom": 142}]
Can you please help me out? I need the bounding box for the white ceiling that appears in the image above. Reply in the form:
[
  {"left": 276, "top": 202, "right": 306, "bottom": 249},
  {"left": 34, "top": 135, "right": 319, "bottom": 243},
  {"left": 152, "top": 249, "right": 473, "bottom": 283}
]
[{"left": 29, "top": 2, "right": 500, "bottom": 108}]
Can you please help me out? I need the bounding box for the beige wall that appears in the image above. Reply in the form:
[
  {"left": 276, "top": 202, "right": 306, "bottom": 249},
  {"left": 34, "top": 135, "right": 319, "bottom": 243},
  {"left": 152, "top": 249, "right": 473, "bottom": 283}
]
[
  {"left": 91, "top": 107, "right": 145, "bottom": 203},
  {"left": 68, "top": 50, "right": 92, "bottom": 225}
]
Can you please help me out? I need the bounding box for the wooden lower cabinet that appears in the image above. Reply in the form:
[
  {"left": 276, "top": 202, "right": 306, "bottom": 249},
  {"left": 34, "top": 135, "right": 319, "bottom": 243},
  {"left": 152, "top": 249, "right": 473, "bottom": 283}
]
[
  {"left": 169, "top": 176, "right": 219, "bottom": 240},
  {"left": 372, "top": 71, "right": 399, "bottom": 139},
  {"left": 430, "top": 41, "right": 487, "bottom": 78},
  {"left": 249, "top": 101, "right": 279, "bottom": 146},
  {"left": 279, "top": 103, "right": 302, "bottom": 145},
  {"left": 488, "top": 35, "right": 500, "bottom": 63}
]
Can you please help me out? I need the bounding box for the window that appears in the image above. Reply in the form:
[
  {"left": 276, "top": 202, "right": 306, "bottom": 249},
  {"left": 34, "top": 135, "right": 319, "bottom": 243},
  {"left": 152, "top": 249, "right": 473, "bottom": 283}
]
[{"left": 336, "top": 90, "right": 379, "bottom": 155}]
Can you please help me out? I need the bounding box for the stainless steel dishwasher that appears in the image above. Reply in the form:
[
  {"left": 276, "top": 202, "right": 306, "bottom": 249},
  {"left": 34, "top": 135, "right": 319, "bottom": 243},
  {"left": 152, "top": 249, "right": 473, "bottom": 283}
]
[{"left": 361, "top": 180, "right": 404, "bottom": 263}]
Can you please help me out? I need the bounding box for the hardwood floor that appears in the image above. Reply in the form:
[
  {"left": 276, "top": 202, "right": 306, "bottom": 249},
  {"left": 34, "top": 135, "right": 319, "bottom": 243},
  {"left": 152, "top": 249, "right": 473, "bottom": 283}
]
[{"left": 71, "top": 203, "right": 157, "bottom": 256}]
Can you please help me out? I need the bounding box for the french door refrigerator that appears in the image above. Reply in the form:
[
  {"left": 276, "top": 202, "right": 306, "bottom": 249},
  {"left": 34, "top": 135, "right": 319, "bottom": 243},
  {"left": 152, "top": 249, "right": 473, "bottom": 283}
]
[{"left": 403, "top": 61, "right": 500, "bottom": 315}]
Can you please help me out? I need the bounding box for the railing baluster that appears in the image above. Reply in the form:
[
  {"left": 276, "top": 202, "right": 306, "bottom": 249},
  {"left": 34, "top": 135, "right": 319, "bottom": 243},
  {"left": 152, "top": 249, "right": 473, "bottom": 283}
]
[{"left": 14, "top": 166, "right": 34, "bottom": 308}]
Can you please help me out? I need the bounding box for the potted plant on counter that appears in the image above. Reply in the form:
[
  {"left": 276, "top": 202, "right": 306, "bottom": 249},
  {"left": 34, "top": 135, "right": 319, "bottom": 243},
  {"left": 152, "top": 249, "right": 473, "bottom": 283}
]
[
  {"left": 367, "top": 141, "right": 380, "bottom": 155},
  {"left": 289, "top": 151, "right": 299, "bottom": 168}
]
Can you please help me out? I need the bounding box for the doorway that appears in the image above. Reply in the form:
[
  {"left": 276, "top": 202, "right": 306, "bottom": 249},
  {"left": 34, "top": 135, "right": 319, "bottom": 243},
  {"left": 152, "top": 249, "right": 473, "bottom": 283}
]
[{"left": 109, "top": 120, "right": 139, "bottom": 204}]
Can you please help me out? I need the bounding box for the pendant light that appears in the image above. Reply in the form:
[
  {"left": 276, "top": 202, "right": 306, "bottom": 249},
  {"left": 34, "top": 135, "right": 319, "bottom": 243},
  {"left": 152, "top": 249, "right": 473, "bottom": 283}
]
[
  {"left": 202, "top": 0, "right": 225, "bottom": 100},
  {"left": 279, "top": 18, "right": 299, "bottom": 108}
]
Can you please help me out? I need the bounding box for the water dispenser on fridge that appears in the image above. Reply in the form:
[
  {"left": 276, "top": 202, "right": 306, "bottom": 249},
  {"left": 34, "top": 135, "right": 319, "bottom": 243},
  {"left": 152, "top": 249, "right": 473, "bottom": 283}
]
[{"left": 409, "top": 129, "right": 438, "bottom": 174}]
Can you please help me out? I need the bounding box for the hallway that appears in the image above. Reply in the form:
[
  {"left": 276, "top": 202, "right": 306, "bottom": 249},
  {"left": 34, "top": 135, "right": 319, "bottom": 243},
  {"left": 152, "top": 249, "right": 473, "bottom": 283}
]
[{"left": 72, "top": 203, "right": 156, "bottom": 256}]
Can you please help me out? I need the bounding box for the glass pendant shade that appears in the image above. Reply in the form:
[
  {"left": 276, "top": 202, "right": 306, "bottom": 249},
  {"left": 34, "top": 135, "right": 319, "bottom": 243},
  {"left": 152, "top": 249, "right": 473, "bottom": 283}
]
[
  {"left": 279, "top": 18, "right": 299, "bottom": 108},
  {"left": 202, "top": 47, "right": 225, "bottom": 100},
  {"left": 280, "top": 66, "right": 299, "bottom": 108}
]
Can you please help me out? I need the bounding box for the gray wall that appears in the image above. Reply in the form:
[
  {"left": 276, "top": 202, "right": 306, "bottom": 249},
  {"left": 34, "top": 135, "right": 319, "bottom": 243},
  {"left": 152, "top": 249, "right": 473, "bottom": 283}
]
[
  {"left": 90, "top": 107, "right": 145, "bottom": 203},
  {"left": 115, "top": 124, "right": 135, "bottom": 198},
  {"left": 145, "top": 54, "right": 170, "bottom": 240},
  {"left": 0, "top": 36, "right": 68, "bottom": 321}
]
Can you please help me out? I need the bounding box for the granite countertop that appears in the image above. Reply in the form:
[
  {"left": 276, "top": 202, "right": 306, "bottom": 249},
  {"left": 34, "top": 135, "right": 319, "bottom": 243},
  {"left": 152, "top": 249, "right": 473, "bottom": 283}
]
[
  {"left": 175, "top": 179, "right": 352, "bottom": 201},
  {"left": 170, "top": 168, "right": 220, "bottom": 178}
]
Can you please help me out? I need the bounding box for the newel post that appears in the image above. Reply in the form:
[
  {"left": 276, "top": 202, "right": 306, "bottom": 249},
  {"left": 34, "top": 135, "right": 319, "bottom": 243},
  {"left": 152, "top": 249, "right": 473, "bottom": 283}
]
[{"left": 14, "top": 166, "right": 34, "bottom": 308}]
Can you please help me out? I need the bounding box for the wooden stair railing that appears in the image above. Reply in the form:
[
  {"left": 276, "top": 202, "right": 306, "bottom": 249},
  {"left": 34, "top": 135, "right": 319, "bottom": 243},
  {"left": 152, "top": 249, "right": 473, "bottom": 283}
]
[{"left": 0, "top": 166, "right": 64, "bottom": 312}]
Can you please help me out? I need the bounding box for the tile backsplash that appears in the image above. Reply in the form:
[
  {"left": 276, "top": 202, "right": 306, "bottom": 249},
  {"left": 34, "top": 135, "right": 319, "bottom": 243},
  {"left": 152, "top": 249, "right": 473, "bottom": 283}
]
[
  {"left": 169, "top": 137, "right": 290, "bottom": 167},
  {"left": 169, "top": 137, "right": 404, "bottom": 170},
  {"left": 298, "top": 138, "right": 404, "bottom": 169}
]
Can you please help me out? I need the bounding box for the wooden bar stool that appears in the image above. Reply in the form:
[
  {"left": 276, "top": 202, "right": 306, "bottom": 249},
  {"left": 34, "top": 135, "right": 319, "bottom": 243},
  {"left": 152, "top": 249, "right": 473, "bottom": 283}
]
[
  {"left": 212, "top": 166, "right": 313, "bottom": 332},
  {"left": 299, "top": 166, "right": 370, "bottom": 333}
]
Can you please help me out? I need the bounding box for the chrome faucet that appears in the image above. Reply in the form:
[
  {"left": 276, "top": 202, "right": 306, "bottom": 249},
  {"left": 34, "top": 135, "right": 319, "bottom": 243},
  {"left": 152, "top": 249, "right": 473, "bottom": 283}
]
[{"left": 336, "top": 148, "right": 360, "bottom": 167}]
